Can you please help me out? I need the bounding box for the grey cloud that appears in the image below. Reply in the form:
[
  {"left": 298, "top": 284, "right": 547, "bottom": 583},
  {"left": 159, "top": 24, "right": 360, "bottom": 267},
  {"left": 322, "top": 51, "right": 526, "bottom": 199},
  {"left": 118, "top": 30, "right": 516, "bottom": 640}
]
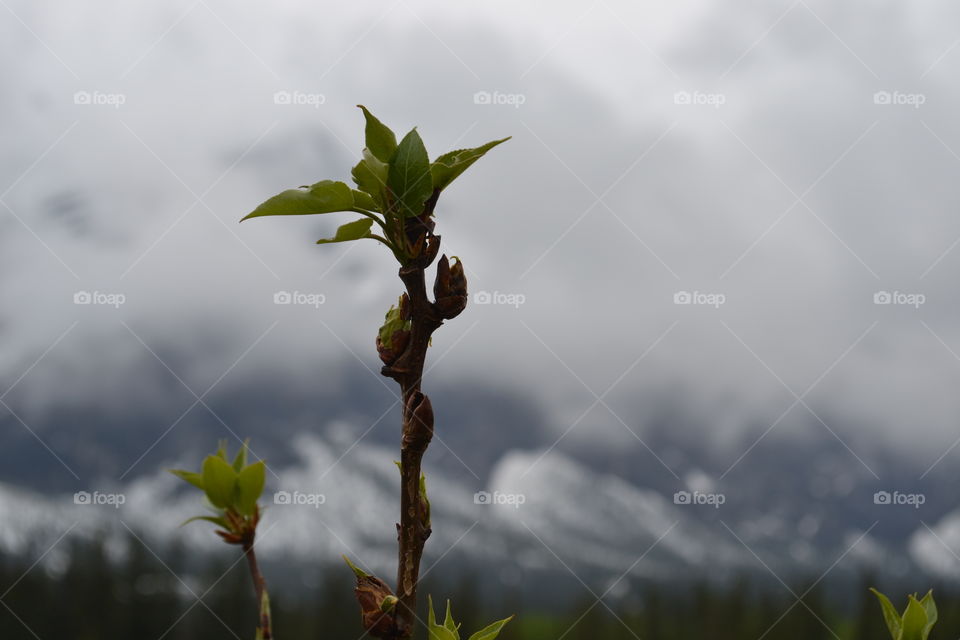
[{"left": 2, "top": 0, "right": 960, "bottom": 489}]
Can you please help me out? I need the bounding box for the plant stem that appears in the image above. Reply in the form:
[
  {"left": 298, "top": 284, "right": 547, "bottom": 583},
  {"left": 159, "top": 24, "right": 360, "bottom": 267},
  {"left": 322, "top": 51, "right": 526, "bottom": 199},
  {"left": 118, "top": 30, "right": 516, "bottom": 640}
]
[
  {"left": 243, "top": 541, "right": 272, "bottom": 639},
  {"left": 384, "top": 262, "right": 444, "bottom": 638}
]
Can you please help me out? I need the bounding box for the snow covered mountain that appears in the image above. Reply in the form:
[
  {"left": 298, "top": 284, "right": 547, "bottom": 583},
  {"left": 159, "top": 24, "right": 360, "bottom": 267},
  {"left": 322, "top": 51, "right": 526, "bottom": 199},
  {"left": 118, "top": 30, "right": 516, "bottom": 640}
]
[{"left": 0, "top": 421, "right": 942, "bottom": 597}]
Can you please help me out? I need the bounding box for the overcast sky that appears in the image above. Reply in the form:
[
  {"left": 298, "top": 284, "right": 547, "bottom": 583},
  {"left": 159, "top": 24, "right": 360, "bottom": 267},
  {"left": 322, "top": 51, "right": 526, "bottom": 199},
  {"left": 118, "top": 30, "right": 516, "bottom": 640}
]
[{"left": 3, "top": 0, "right": 960, "bottom": 483}]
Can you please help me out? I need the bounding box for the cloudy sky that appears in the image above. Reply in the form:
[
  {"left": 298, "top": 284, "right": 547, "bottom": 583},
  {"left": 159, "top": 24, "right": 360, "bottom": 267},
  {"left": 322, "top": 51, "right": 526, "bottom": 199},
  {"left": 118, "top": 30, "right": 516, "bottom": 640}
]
[{"left": 3, "top": 0, "right": 960, "bottom": 493}]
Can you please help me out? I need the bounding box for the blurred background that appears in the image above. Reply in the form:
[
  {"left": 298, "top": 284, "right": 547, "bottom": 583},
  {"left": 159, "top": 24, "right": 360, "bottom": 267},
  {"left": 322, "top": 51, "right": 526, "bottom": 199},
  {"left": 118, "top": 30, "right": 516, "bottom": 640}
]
[{"left": 2, "top": 0, "right": 960, "bottom": 638}]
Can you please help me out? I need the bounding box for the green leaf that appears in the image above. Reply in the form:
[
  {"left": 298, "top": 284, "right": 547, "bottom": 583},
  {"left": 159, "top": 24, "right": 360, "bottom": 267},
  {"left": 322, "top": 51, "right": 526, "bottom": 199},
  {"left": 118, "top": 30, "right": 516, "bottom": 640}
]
[
  {"left": 430, "top": 137, "right": 510, "bottom": 193},
  {"left": 352, "top": 189, "right": 378, "bottom": 212},
  {"left": 351, "top": 149, "right": 389, "bottom": 210},
  {"left": 201, "top": 455, "right": 237, "bottom": 509},
  {"left": 870, "top": 589, "right": 903, "bottom": 640},
  {"left": 215, "top": 439, "right": 228, "bottom": 461},
  {"left": 420, "top": 472, "right": 431, "bottom": 527},
  {"left": 443, "top": 600, "right": 459, "bottom": 635},
  {"left": 378, "top": 297, "right": 411, "bottom": 346},
  {"left": 358, "top": 105, "right": 397, "bottom": 162},
  {"left": 427, "top": 596, "right": 459, "bottom": 640},
  {"left": 169, "top": 469, "right": 204, "bottom": 490},
  {"left": 236, "top": 460, "right": 266, "bottom": 516},
  {"left": 180, "top": 515, "right": 230, "bottom": 529},
  {"left": 343, "top": 555, "right": 369, "bottom": 578},
  {"left": 901, "top": 595, "right": 928, "bottom": 640},
  {"left": 919, "top": 590, "right": 937, "bottom": 640},
  {"left": 427, "top": 595, "right": 438, "bottom": 627},
  {"left": 316, "top": 217, "right": 375, "bottom": 244},
  {"left": 388, "top": 128, "right": 433, "bottom": 218},
  {"left": 467, "top": 615, "right": 514, "bottom": 640},
  {"left": 241, "top": 180, "right": 356, "bottom": 221},
  {"left": 232, "top": 440, "right": 248, "bottom": 472}
]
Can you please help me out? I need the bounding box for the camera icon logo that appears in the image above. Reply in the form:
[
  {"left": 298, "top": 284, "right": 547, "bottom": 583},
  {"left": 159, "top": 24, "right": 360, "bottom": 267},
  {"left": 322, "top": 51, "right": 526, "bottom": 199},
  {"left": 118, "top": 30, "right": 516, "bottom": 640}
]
[
  {"left": 873, "top": 491, "right": 891, "bottom": 505},
  {"left": 274, "top": 490, "right": 292, "bottom": 505},
  {"left": 673, "top": 291, "right": 692, "bottom": 305},
  {"left": 873, "top": 291, "right": 892, "bottom": 305},
  {"left": 473, "top": 291, "right": 492, "bottom": 305},
  {"left": 73, "top": 91, "right": 91, "bottom": 105},
  {"left": 273, "top": 91, "right": 292, "bottom": 105},
  {"left": 74, "top": 291, "right": 92, "bottom": 305},
  {"left": 674, "top": 91, "right": 692, "bottom": 105},
  {"left": 274, "top": 291, "right": 292, "bottom": 305},
  {"left": 873, "top": 91, "right": 892, "bottom": 105},
  {"left": 673, "top": 490, "right": 691, "bottom": 505},
  {"left": 473, "top": 91, "right": 492, "bottom": 105},
  {"left": 473, "top": 491, "right": 492, "bottom": 504},
  {"left": 73, "top": 491, "right": 91, "bottom": 505}
]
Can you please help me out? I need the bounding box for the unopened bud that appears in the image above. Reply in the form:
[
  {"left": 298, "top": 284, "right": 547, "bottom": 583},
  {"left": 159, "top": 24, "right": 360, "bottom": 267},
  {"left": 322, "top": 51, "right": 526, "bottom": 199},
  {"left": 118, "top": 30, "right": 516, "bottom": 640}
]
[
  {"left": 434, "top": 255, "right": 451, "bottom": 299},
  {"left": 433, "top": 255, "right": 468, "bottom": 319},
  {"left": 344, "top": 557, "right": 398, "bottom": 638},
  {"left": 380, "top": 595, "right": 399, "bottom": 612},
  {"left": 404, "top": 392, "right": 434, "bottom": 450},
  {"left": 377, "top": 296, "right": 412, "bottom": 365},
  {"left": 448, "top": 257, "right": 466, "bottom": 297},
  {"left": 377, "top": 329, "right": 410, "bottom": 366}
]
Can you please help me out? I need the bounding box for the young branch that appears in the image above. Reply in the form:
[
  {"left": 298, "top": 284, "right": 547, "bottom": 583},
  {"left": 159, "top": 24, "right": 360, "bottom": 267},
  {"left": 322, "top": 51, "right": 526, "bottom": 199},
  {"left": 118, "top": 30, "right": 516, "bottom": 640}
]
[
  {"left": 243, "top": 538, "right": 272, "bottom": 639},
  {"left": 244, "top": 542, "right": 265, "bottom": 607},
  {"left": 381, "top": 259, "right": 444, "bottom": 638},
  {"left": 242, "top": 105, "right": 505, "bottom": 640}
]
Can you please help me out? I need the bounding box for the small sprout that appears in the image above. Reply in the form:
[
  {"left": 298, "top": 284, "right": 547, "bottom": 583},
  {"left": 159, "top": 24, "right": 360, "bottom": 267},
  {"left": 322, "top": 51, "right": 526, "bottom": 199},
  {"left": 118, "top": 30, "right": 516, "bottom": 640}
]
[
  {"left": 427, "top": 596, "right": 513, "bottom": 640},
  {"left": 168, "top": 440, "right": 267, "bottom": 547},
  {"left": 870, "top": 588, "right": 937, "bottom": 640}
]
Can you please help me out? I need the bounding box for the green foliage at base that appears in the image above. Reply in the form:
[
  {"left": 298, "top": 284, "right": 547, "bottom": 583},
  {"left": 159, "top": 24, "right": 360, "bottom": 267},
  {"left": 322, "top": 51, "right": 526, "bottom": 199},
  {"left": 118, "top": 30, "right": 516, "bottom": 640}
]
[
  {"left": 871, "top": 588, "right": 937, "bottom": 640},
  {"left": 427, "top": 595, "right": 513, "bottom": 640}
]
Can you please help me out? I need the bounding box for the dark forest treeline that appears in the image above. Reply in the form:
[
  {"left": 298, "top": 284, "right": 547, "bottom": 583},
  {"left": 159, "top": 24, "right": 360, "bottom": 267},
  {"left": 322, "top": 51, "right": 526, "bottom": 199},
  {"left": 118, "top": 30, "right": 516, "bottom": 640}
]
[{"left": 0, "top": 534, "right": 955, "bottom": 639}]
